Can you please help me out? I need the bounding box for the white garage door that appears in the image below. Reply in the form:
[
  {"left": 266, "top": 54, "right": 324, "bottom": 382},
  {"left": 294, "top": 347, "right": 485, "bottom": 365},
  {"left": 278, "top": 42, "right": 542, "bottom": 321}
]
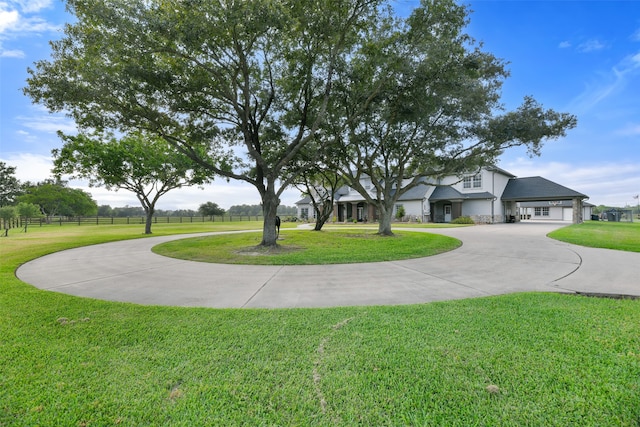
[{"left": 563, "top": 208, "right": 573, "bottom": 221}]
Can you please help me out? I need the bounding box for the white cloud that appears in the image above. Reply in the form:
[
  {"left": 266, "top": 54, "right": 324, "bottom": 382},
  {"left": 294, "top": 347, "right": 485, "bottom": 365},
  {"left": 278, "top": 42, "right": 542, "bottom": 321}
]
[
  {"left": 616, "top": 123, "right": 640, "bottom": 136},
  {"left": 0, "top": 47, "right": 23, "bottom": 57},
  {"left": 0, "top": 8, "right": 18, "bottom": 32},
  {"left": 14, "top": 0, "right": 53, "bottom": 14},
  {"left": 0, "top": 152, "right": 53, "bottom": 182},
  {"left": 558, "top": 41, "right": 571, "bottom": 49},
  {"left": 568, "top": 50, "right": 640, "bottom": 113},
  {"left": 16, "top": 113, "right": 77, "bottom": 134},
  {"left": 0, "top": 1, "right": 59, "bottom": 35},
  {"left": 632, "top": 28, "right": 640, "bottom": 42},
  {"left": 502, "top": 158, "right": 640, "bottom": 207},
  {"left": 578, "top": 39, "right": 606, "bottom": 53}
]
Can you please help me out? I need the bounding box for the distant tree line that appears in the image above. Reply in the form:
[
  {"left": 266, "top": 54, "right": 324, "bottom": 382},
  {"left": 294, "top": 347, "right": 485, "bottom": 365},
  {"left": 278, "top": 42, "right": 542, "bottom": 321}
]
[
  {"left": 227, "top": 204, "right": 297, "bottom": 217},
  {"left": 98, "top": 203, "right": 296, "bottom": 218}
]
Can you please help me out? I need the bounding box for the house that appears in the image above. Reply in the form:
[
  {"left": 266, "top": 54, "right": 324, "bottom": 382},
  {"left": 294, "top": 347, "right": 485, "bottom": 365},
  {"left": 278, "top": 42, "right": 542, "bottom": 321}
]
[{"left": 295, "top": 166, "right": 590, "bottom": 224}]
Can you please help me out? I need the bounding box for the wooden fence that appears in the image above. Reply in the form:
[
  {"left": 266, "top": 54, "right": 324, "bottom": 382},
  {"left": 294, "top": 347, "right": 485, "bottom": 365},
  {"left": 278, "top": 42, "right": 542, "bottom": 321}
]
[{"left": 2, "top": 214, "right": 267, "bottom": 229}]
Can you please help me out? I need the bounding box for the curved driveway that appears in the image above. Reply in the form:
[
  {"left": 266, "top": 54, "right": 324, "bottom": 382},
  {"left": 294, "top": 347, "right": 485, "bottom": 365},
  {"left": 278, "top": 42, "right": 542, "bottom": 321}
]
[{"left": 16, "top": 222, "right": 640, "bottom": 308}]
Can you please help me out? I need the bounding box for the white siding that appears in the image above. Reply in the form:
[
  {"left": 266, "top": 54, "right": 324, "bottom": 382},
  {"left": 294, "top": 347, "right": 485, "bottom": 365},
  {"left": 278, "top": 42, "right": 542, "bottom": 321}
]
[{"left": 462, "top": 200, "right": 492, "bottom": 217}]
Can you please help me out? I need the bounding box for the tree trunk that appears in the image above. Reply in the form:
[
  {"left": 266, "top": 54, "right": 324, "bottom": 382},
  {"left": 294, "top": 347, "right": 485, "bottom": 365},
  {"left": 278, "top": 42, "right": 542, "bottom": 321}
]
[
  {"left": 377, "top": 205, "right": 394, "bottom": 236},
  {"left": 313, "top": 200, "right": 333, "bottom": 231},
  {"left": 144, "top": 208, "right": 154, "bottom": 234},
  {"left": 260, "top": 189, "right": 280, "bottom": 247}
]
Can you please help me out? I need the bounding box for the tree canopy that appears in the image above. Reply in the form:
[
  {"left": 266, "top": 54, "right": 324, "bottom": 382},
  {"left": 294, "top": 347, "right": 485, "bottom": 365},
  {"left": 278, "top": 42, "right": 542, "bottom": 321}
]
[
  {"left": 18, "top": 181, "right": 97, "bottom": 219},
  {"left": 25, "top": 0, "right": 381, "bottom": 245},
  {"left": 198, "top": 202, "right": 225, "bottom": 217}
]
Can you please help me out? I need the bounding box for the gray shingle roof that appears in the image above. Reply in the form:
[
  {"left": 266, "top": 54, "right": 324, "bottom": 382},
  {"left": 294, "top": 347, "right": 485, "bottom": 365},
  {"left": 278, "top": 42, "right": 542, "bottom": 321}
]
[
  {"left": 429, "top": 187, "right": 495, "bottom": 201},
  {"left": 429, "top": 186, "right": 464, "bottom": 201},
  {"left": 502, "top": 177, "right": 587, "bottom": 201},
  {"left": 397, "top": 180, "right": 431, "bottom": 201}
]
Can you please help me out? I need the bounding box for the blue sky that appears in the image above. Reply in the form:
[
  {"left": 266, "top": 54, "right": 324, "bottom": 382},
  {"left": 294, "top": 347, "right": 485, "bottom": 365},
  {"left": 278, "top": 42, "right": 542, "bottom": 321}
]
[{"left": 1, "top": 0, "right": 639, "bottom": 210}]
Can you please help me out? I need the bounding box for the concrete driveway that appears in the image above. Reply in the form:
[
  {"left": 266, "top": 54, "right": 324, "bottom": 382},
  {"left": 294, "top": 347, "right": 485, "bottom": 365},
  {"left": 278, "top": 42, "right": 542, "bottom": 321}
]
[{"left": 16, "top": 222, "right": 640, "bottom": 308}]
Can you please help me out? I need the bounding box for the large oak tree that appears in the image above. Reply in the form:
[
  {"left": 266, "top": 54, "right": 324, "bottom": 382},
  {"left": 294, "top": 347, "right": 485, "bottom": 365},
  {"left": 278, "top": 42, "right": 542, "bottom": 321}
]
[
  {"left": 327, "top": 0, "right": 577, "bottom": 235},
  {"left": 25, "top": 0, "right": 380, "bottom": 246}
]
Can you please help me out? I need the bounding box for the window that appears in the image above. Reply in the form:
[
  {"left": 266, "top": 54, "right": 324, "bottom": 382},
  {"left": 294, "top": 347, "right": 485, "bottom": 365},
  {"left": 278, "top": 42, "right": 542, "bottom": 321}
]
[
  {"left": 300, "top": 208, "right": 309, "bottom": 219},
  {"left": 534, "top": 207, "right": 550, "bottom": 217},
  {"left": 463, "top": 174, "right": 482, "bottom": 189}
]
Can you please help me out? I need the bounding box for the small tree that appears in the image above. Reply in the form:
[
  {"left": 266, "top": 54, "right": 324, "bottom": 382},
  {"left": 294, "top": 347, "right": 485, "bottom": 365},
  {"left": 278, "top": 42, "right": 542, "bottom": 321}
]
[
  {"left": 198, "top": 202, "right": 225, "bottom": 218},
  {"left": 0, "top": 206, "right": 16, "bottom": 236},
  {"left": 395, "top": 205, "right": 406, "bottom": 221},
  {"left": 53, "top": 131, "right": 213, "bottom": 234},
  {"left": 18, "top": 180, "right": 97, "bottom": 222},
  {"left": 16, "top": 202, "right": 42, "bottom": 233},
  {"left": 0, "top": 162, "right": 22, "bottom": 207}
]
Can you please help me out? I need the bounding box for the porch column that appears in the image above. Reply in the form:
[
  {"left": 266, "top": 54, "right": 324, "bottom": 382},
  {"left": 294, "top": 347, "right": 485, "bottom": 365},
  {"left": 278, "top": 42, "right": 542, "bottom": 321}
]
[
  {"left": 572, "top": 198, "right": 583, "bottom": 224},
  {"left": 351, "top": 202, "right": 358, "bottom": 221},
  {"left": 367, "top": 204, "right": 375, "bottom": 222}
]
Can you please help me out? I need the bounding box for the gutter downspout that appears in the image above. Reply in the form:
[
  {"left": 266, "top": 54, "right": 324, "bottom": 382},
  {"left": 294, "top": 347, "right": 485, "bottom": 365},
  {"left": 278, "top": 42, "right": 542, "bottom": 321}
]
[{"left": 491, "top": 170, "right": 495, "bottom": 223}]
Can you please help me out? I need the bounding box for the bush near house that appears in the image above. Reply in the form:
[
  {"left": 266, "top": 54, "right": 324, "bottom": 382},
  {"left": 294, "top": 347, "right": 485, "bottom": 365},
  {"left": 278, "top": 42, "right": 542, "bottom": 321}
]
[{"left": 451, "top": 216, "right": 475, "bottom": 224}]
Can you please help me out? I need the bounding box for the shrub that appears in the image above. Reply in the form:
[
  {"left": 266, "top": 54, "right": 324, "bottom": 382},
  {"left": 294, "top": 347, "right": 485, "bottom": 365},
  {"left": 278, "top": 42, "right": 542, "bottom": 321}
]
[{"left": 451, "top": 216, "right": 474, "bottom": 224}]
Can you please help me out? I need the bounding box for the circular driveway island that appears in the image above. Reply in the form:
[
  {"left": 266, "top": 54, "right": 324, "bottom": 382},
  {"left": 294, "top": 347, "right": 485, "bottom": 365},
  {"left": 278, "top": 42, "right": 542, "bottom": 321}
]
[{"left": 16, "top": 222, "right": 640, "bottom": 308}]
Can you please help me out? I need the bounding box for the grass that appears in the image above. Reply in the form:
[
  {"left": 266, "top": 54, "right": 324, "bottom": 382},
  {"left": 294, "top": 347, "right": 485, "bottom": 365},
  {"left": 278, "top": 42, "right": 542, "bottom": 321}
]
[
  {"left": 1, "top": 223, "right": 640, "bottom": 425},
  {"left": 548, "top": 220, "right": 640, "bottom": 252},
  {"left": 152, "top": 229, "right": 461, "bottom": 264}
]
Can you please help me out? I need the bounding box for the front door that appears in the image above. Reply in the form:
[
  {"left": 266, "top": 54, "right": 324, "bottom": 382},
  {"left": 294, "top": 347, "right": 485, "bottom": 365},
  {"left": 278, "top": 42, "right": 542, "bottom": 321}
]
[{"left": 444, "top": 205, "right": 452, "bottom": 222}]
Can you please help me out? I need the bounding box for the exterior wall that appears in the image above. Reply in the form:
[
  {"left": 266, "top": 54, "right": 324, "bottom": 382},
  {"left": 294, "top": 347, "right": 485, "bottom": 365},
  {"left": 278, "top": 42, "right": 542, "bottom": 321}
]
[
  {"left": 297, "top": 202, "right": 312, "bottom": 220},
  {"left": 461, "top": 200, "right": 494, "bottom": 223},
  {"left": 394, "top": 200, "right": 424, "bottom": 220}
]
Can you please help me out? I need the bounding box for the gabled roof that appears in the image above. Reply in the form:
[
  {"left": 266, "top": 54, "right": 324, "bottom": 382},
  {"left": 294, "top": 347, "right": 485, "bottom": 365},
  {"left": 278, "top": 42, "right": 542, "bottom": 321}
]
[
  {"left": 396, "top": 178, "right": 432, "bottom": 201},
  {"left": 295, "top": 196, "right": 311, "bottom": 205},
  {"left": 429, "top": 186, "right": 464, "bottom": 201},
  {"left": 501, "top": 177, "right": 587, "bottom": 201},
  {"left": 486, "top": 165, "right": 517, "bottom": 178},
  {"left": 429, "top": 187, "right": 494, "bottom": 202}
]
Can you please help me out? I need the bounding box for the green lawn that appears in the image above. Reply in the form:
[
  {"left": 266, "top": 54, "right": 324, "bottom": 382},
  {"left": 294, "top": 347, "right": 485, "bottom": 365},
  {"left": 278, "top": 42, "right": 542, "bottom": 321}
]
[
  {"left": 152, "top": 229, "right": 461, "bottom": 264},
  {"left": 1, "top": 223, "right": 640, "bottom": 425},
  {"left": 548, "top": 220, "right": 640, "bottom": 252}
]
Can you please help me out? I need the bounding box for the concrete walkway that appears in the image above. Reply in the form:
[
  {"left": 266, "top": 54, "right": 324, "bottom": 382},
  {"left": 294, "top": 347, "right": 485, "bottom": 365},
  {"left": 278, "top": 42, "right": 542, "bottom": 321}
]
[{"left": 16, "top": 222, "right": 640, "bottom": 308}]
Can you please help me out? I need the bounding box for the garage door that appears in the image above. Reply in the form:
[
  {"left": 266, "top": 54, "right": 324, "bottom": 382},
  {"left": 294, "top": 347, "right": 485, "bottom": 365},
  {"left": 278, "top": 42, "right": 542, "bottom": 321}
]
[{"left": 563, "top": 208, "right": 572, "bottom": 221}]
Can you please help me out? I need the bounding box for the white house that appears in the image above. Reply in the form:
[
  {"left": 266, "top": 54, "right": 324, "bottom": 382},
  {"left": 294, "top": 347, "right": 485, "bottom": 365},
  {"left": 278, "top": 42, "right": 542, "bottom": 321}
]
[{"left": 295, "top": 166, "right": 590, "bottom": 224}]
